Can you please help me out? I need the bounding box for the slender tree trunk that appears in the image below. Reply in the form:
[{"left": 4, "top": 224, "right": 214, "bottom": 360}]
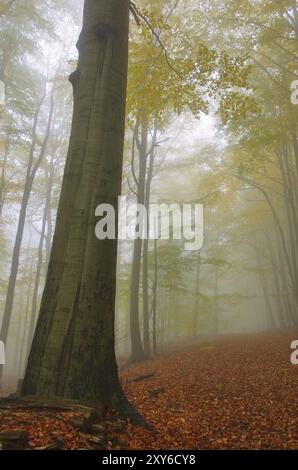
[
  {"left": 128, "top": 113, "right": 148, "bottom": 363},
  {"left": 22, "top": 1, "right": 134, "bottom": 416},
  {"left": 152, "top": 237, "right": 158, "bottom": 356},
  {"left": 214, "top": 266, "right": 219, "bottom": 335},
  {"left": 277, "top": 241, "right": 297, "bottom": 325},
  {"left": 256, "top": 255, "right": 277, "bottom": 329},
  {"left": 13, "top": 272, "right": 26, "bottom": 373},
  {"left": 0, "top": 134, "right": 10, "bottom": 218},
  {"left": 26, "top": 157, "right": 55, "bottom": 355},
  {"left": 0, "top": 88, "right": 53, "bottom": 371},
  {"left": 264, "top": 230, "right": 288, "bottom": 328},
  {"left": 45, "top": 191, "right": 53, "bottom": 270},
  {"left": 192, "top": 251, "right": 201, "bottom": 337},
  {"left": 142, "top": 120, "right": 157, "bottom": 357},
  {"left": 18, "top": 250, "right": 35, "bottom": 376}
]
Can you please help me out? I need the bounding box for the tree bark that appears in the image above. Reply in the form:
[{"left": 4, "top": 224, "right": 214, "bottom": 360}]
[{"left": 22, "top": 1, "right": 133, "bottom": 415}]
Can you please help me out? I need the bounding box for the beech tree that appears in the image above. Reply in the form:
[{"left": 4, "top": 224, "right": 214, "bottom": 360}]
[{"left": 22, "top": 0, "right": 133, "bottom": 414}]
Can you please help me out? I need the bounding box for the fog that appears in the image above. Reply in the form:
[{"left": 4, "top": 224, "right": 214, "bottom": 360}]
[{"left": 0, "top": 0, "right": 297, "bottom": 395}]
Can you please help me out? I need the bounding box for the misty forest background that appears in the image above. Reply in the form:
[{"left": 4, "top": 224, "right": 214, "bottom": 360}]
[{"left": 0, "top": 0, "right": 297, "bottom": 392}]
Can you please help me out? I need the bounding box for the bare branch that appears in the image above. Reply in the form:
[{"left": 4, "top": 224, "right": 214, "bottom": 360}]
[{"left": 130, "top": 1, "right": 183, "bottom": 78}]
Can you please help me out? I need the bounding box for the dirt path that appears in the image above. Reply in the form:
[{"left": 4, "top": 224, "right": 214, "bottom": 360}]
[{"left": 119, "top": 330, "right": 298, "bottom": 449}]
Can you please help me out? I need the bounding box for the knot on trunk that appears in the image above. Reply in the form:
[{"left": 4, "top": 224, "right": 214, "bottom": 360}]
[
  {"left": 93, "top": 23, "right": 114, "bottom": 41},
  {"left": 69, "top": 69, "right": 80, "bottom": 88},
  {"left": 77, "top": 23, "right": 115, "bottom": 50}
]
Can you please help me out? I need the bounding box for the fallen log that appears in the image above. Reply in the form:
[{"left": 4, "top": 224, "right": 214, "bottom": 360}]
[{"left": 127, "top": 372, "right": 156, "bottom": 383}]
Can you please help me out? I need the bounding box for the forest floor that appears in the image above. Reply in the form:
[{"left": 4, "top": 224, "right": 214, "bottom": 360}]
[{"left": 0, "top": 329, "right": 298, "bottom": 450}]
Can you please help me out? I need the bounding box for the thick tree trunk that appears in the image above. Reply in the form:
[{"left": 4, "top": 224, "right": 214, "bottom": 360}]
[{"left": 22, "top": 0, "right": 132, "bottom": 414}]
